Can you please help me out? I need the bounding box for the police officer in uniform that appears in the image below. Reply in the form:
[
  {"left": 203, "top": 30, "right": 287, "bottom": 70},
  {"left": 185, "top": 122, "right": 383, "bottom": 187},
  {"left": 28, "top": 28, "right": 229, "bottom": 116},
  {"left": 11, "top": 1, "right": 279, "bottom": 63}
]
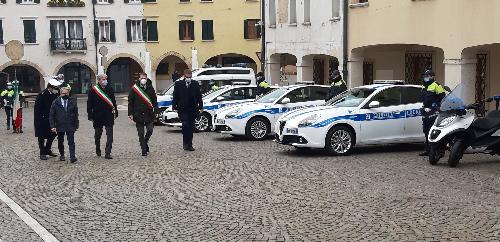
[
  {"left": 1, "top": 82, "right": 14, "bottom": 130},
  {"left": 420, "top": 70, "right": 446, "bottom": 156},
  {"left": 256, "top": 72, "right": 270, "bottom": 96},
  {"left": 325, "top": 70, "right": 347, "bottom": 101},
  {"left": 34, "top": 79, "right": 62, "bottom": 160}
]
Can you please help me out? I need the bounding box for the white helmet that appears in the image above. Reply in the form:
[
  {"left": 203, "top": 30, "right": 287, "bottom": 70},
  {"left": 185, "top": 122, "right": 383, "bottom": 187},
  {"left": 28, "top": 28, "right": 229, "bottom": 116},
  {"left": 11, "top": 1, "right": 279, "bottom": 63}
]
[{"left": 48, "top": 78, "right": 62, "bottom": 87}]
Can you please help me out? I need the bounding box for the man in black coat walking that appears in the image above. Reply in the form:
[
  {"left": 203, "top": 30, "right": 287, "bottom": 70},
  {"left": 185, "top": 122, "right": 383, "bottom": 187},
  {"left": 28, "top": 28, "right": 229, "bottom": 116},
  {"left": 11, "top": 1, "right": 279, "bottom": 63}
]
[
  {"left": 128, "top": 73, "right": 158, "bottom": 156},
  {"left": 49, "top": 87, "right": 79, "bottom": 163},
  {"left": 87, "top": 74, "right": 118, "bottom": 159},
  {"left": 34, "top": 79, "right": 62, "bottom": 160},
  {"left": 172, "top": 69, "right": 203, "bottom": 151}
]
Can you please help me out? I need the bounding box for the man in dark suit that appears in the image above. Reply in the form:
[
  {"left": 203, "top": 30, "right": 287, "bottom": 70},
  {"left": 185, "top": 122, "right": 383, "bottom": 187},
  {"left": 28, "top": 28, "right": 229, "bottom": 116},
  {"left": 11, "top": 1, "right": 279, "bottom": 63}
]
[
  {"left": 49, "top": 87, "right": 79, "bottom": 163},
  {"left": 87, "top": 74, "right": 118, "bottom": 159},
  {"left": 34, "top": 79, "right": 62, "bottom": 160},
  {"left": 172, "top": 69, "right": 203, "bottom": 151},
  {"left": 128, "top": 73, "right": 158, "bottom": 156}
]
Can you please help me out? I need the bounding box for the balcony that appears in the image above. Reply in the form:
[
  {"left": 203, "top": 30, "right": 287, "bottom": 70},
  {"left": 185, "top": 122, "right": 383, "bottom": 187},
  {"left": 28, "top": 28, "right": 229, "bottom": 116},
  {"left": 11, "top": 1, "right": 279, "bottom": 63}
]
[
  {"left": 49, "top": 38, "right": 87, "bottom": 52},
  {"left": 47, "top": 0, "right": 85, "bottom": 7}
]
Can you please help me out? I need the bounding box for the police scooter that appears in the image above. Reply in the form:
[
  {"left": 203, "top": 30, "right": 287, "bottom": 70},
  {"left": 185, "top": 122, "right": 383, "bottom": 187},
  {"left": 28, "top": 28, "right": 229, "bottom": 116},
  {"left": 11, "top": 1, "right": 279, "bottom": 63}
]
[{"left": 428, "top": 84, "right": 500, "bottom": 167}]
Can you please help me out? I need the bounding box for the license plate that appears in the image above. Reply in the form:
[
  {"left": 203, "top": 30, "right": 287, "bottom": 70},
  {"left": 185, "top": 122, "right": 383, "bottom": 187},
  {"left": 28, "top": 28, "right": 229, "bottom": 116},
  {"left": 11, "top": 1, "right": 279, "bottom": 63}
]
[
  {"left": 216, "top": 119, "right": 225, "bottom": 124},
  {"left": 286, "top": 128, "right": 298, "bottom": 134}
]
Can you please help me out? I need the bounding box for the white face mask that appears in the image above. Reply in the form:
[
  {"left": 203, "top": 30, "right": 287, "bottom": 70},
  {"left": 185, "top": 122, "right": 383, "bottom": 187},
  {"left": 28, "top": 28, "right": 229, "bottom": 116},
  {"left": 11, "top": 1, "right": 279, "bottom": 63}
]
[
  {"left": 140, "top": 79, "right": 147, "bottom": 85},
  {"left": 101, "top": 80, "right": 108, "bottom": 86},
  {"left": 7, "top": 86, "right": 12, "bottom": 90}
]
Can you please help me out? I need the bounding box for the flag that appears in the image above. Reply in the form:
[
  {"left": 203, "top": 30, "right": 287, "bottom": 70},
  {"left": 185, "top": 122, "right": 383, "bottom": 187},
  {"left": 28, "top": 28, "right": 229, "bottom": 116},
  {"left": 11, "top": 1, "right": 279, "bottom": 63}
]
[{"left": 12, "top": 80, "right": 22, "bottom": 133}]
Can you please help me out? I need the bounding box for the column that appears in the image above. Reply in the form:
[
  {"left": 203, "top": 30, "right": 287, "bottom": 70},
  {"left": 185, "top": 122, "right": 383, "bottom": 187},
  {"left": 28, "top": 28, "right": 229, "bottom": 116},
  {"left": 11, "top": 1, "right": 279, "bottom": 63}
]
[
  {"left": 296, "top": 56, "right": 313, "bottom": 83},
  {"left": 266, "top": 54, "right": 281, "bottom": 85},
  {"left": 347, "top": 57, "right": 364, "bottom": 88},
  {"left": 443, "top": 58, "right": 477, "bottom": 103}
]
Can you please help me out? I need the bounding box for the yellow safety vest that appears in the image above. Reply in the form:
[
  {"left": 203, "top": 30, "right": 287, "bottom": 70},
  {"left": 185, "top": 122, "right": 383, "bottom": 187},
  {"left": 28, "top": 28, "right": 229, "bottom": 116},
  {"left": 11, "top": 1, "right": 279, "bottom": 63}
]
[
  {"left": 333, "top": 79, "right": 346, "bottom": 87},
  {"left": 427, "top": 82, "right": 445, "bottom": 95},
  {"left": 259, "top": 81, "right": 269, "bottom": 88},
  {"left": 1, "top": 90, "right": 14, "bottom": 97}
]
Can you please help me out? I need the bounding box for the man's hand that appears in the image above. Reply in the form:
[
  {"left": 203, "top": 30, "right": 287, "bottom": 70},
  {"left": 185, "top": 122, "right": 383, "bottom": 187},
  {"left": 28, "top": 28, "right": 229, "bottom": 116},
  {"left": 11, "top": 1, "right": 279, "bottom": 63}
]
[
  {"left": 51, "top": 128, "right": 57, "bottom": 133},
  {"left": 424, "top": 108, "right": 432, "bottom": 113},
  {"left": 128, "top": 115, "right": 134, "bottom": 121}
]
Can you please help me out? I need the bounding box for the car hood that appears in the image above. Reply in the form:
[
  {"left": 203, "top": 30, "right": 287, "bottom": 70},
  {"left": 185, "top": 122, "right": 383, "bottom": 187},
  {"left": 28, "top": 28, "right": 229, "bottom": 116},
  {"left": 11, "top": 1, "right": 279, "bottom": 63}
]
[
  {"left": 280, "top": 106, "right": 358, "bottom": 125},
  {"left": 217, "top": 102, "right": 275, "bottom": 117}
]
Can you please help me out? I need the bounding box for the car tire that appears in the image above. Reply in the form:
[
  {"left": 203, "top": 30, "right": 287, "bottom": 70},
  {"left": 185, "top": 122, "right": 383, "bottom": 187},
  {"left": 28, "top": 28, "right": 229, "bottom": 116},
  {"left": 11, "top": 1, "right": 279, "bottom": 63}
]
[
  {"left": 245, "top": 117, "right": 270, "bottom": 141},
  {"left": 325, "top": 126, "right": 354, "bottom": 156},
  {"left": 448, "top": 140, "right": 465, "bottom": 167},
  {"left": 194, "top": 112, "right": 212, "bottom": 132}
]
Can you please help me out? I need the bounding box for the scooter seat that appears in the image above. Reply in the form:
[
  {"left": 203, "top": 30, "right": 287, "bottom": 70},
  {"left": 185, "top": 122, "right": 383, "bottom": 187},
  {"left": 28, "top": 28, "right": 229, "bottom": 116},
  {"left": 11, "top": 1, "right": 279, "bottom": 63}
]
[
  {"left": 487, "top": 110, "right": 500, "bottom": 119},
  {"left": 471, "top": 117, "right": 500, "bottom": 130}
]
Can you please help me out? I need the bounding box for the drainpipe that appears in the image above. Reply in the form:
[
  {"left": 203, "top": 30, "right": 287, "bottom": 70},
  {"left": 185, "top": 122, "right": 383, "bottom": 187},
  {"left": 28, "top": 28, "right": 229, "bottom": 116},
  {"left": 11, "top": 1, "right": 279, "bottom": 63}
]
[
  {"left": 92, "top": 1, "right": 99, "bottom": 75},
  {"left": 260, "top": 0, "right": 266, "bottom": 73},
  {"left": 342, "top": 0, "right": 349, "bottom": 83}
]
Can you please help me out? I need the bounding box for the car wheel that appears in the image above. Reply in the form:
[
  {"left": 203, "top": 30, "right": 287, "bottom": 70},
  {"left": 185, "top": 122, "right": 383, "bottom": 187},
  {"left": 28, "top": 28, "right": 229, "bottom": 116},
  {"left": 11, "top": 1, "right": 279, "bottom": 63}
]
[
  {"left": 194, "top": 112, "right": 212, "bottom": 132},
  {"left": 448, "top": 140, "right": 465, "bottom": 167},
  {"left": 325, "top": 126, "right": 354, "bottom": 156},
  {"left": 246, "top": 117, "right": 270, "bottom": 141}
]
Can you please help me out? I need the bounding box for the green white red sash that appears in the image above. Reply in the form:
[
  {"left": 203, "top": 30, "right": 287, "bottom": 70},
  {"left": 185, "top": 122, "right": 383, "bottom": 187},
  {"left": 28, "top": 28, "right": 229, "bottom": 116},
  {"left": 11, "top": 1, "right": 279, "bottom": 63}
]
[
  {"left": 132, "top": 84, "right": 153, "bottom": 108},
  {"left": 92, "top": 85, "right": 114, "bottom": 109}
]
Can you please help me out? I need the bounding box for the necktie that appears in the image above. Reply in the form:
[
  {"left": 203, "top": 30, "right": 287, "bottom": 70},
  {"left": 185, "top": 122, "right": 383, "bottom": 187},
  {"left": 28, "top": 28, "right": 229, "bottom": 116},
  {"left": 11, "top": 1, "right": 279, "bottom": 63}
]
[
  {"left": 64, "top": 100, "right": 67, "bottom": 111},
  {"left": 186, "top": 81, "right": 190, "bottom": 88}
]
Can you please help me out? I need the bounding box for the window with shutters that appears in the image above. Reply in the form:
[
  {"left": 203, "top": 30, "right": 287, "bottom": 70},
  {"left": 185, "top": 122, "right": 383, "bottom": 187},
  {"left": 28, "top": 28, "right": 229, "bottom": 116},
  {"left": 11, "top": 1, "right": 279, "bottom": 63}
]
[
  {"left": 98, "top": 20, "right": 111, "bottom": 42},
  {"left": 179, "top": 20, "right": 194, "bottom": 41},
  {"left": 23, "top": 20, "right": 36, "bottom": 43},
  {"left": 268, "top": 0, "right": 276, "bottom": 27},
  {"left": 128, "top": 0, "right": 141, "bottom": 3},
  {"left": 0, "top": 0, "right": 5, "bottom": 4},
  {"left": 146, "top": 21, "right": 158, "bottom": 42},
  {"left": 19, "top": 0, "right": 37, "bottom": 4},
  {"left": 130, "top": 20, "right": 143, "bottom": 42},
  {"left": 201, "top": 20, "right": 214, "bottom": 41},
  {"left": 0, "top": 20, "right": 3, "bottom": 45},
  {"left": 303, "top": 0, "right": 310, "bottom": 23},
  {"left": 244, "top": 19, "right": 260, "bottom": 40},
  {"left": 97, "top": 0, "right": 109, "bottom": 3},
  {"left": 289, "top": 0, "right": 297, "bottom": 24}
]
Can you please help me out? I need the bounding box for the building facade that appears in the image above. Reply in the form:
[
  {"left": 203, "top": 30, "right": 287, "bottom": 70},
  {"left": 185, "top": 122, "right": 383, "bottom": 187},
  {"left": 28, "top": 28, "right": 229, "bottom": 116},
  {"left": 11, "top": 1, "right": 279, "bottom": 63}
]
[
  {"left": 144, "top": 0, "right": 262, "bottom": 91},
  {"left": 265, "top": 0, "right": 345, "bottom": 85},
  {"left": 348, "top": 0, "right": 500, "bottom": 113}
]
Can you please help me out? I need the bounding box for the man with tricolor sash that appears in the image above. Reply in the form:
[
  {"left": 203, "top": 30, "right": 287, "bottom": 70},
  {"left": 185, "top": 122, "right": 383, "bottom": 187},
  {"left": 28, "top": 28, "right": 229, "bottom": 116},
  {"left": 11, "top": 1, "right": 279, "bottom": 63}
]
[
  {"left": 87, "top": 74, "right": 118, "bottom": 159},
  {"left": 128, "top": 73, "right": 158, "bottom": 156}
]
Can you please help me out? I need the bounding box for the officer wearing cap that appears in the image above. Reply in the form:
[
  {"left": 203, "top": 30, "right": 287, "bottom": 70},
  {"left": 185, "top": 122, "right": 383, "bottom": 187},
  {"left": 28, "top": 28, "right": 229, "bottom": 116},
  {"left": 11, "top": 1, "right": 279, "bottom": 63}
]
[
  {"left": 325, "top": 70, "right": 347, "bottom": 101},
  {"left": 420, "top": 69, "right": 446, "bottom": 156},
  {"left": 35, "top": 78, "right": 62, "bottom": 160}
]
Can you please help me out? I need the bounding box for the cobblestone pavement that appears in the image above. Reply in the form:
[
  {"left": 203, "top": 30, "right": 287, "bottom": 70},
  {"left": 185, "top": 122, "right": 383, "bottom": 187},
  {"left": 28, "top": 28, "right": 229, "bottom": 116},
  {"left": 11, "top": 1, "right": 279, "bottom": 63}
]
[{"left": 0, "top": 98, "right": 499, "bottom": 241}]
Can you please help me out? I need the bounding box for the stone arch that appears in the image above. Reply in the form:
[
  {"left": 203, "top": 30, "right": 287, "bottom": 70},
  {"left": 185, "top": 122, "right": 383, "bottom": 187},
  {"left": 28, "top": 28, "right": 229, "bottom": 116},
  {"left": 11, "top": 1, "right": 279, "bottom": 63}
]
[
  {"left": 0, "top": 60, "right": 46, "bottom": 78},
  {"left": 53, "top": 58, "right": 97, "bottom": 76},
  {"left": 153, "top": 51, "right": 190, "bottom": 71},
  {"left": 202, "top": 52, "right": 259, "bottom": 70},
  {"left": 104, "top": 53, "right": 145, "bottom": 70}
]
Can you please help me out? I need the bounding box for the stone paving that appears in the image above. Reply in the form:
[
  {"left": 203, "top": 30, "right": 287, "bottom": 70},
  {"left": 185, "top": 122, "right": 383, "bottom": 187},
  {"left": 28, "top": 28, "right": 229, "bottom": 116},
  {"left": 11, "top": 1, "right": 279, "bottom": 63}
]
[{"left": 0, "top": 98, "right": 499, "bottom": 241}]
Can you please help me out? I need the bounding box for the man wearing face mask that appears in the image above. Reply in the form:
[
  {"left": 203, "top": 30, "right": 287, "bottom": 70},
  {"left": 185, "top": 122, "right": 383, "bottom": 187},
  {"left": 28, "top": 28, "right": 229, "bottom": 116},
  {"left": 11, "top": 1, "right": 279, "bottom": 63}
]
[
  {"left": 1, "top": 82, "right": 14, "bottom": 130},
  {"left": 128, "top": 73, "right": 158, "bottom": 156},
  {"left": 34, "top": 79, "right": 62, "bottom": 160},
  {"left": 88, "top": 74, "right": 118, "bottom": 159},
  {"left": 49, "top": 87, "right": 79, "bottom": 163},
  {"left": 172, "top": 69, "right": 203, "bottom": 151},
  {"left": 420, "top": 69, "right": 446, "bottom": 156},
  {"left": 325, "top": 70, "right": 347, "bottom": 101}
]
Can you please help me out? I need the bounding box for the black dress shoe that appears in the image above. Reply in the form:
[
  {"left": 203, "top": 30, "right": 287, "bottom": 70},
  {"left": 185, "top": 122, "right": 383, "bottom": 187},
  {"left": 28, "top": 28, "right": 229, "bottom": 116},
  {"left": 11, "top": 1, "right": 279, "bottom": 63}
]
[
  {"left": 186, "top": 147, "right": 195, "bottom": 151},
  {"left": 96, "top": 150, "right": 102, "bottom": 157},
  {"left": 47, "top": 151, "right": 58, "bottom": 157},
  {"left": 40, "top": 155, "right": 48, "bottom": 160},
  {"left": 59, "top": 156, "right": 66, "bottom": 161},
  {"left": 70, "top": 158, "right": 77, "bottom": 163},
  {"left": 105, "top": 154, "right": 113, "bottom": 159},
  {"left": 419, "top": 152, "right": 429, "bottom": 157},
  {"left": 142, "top": 151, "right": 148, "bottom": 156},
  {"left": 146, "top": 145, "right": 150, "bottom": 153}
]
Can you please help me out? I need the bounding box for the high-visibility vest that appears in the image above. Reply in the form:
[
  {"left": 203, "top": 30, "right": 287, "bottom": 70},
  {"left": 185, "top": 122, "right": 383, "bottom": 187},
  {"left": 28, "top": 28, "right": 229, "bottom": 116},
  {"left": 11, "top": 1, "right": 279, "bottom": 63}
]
[
  {"left": 259, "top": 81, "right": 269, "bottom": 88},
  {"left": 427, "top": 82, "right": 445, "bottom": 95},
  {"left": 333, "top": 79, "right": 346, "bottom": 87}
]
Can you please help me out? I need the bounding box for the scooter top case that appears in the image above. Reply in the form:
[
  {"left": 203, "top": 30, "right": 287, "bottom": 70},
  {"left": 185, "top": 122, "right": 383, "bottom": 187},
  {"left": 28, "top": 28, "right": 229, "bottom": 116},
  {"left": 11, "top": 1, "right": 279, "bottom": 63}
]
[{"left": 465, "top": 110, "right": 500, "bottom": 150}]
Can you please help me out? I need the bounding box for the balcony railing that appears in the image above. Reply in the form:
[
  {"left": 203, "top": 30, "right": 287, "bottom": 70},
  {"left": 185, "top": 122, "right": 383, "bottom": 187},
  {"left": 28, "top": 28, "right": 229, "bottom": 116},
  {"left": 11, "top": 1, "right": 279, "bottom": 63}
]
[{"left": 50, "top": 38, "right": 87, "bottom": 52}]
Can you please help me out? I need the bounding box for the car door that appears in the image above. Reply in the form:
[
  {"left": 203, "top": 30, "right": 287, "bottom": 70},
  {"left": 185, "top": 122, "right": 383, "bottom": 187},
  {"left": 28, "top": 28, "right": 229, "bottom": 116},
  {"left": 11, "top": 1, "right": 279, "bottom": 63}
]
[
  {"left": 274, "top": 87, "right": 310, "bottom": 127},
  {"left": 359, "top": 87, "right": 406, "bottom": 144},
  {"left": 213, "top": 87, "right": 246, "bottom": 109},
  {"left": 402, "top": 86, "right": 425, "bottom": 142},
  {"left": 309, "top": 86, "right": 329, "bottom": 106}
]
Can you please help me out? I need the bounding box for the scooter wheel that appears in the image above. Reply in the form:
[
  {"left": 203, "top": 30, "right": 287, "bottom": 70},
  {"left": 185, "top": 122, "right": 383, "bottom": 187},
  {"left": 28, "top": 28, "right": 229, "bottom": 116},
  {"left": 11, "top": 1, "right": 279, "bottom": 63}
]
[
  {"left": 429, "top": 146, "right": 441, "bottom": 165},
  {"left": 448, "top": 140, "right": 465, "bottom": 167}
]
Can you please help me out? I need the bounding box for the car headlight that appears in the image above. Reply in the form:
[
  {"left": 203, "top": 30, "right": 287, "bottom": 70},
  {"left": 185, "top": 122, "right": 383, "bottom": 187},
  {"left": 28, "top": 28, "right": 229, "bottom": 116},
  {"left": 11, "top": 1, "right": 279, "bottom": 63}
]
[
  {"left": 298, "top": 114, "right": 320, "bottom": 128},
  {"left": 225, "top": 108, "right": 242, "bottom": 119},
  {"left": 437, "top": 116, "right": 457, "bottom": 127}
]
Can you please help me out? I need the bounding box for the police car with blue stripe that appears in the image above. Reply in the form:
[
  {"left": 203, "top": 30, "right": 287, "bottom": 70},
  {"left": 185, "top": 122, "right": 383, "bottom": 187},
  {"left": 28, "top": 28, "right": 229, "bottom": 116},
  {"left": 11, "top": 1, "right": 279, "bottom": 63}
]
[
  {"left": 274, "top": 81, "right": 425, "bottom": 155},
  {"left": 214, "top": 83, "right": 330, "bottom": 140},
  {"left": 162, "top": 85, "right": 276, "bottom": 132}
]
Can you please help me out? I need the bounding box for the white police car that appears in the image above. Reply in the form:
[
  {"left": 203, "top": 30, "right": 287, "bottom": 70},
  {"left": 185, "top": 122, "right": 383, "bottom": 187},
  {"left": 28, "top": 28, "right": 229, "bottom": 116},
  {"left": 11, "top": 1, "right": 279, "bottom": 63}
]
[
  {"left": 214, "top": 84, "right": 330, "bottom": 140},
  {"left": 275, "top": 82, "right": 425, "bottom": 155},
  {"left": 162, "top": 85, "right": 275, "bottom": 132}
]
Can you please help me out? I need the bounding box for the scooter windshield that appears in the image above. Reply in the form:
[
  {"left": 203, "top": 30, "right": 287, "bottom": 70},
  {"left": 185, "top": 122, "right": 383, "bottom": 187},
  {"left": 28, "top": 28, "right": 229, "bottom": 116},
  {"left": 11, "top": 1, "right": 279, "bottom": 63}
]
[{"left": 440, "top": 84, "right": 466, "bottom": 112}]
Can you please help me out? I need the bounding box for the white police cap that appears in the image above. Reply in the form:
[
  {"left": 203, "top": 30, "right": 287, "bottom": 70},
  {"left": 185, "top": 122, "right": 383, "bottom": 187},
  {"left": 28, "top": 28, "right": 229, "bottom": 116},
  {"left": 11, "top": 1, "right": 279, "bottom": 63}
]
[{"left": 48, "top": 78, "right": 62, "bottom": 87}]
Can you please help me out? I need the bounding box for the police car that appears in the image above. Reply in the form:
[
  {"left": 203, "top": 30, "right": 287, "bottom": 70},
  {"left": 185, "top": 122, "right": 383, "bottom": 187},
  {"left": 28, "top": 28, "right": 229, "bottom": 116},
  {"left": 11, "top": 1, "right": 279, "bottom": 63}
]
[
  {"left": 162, "top": 85, "right": 276, "bottom": 132},
  {"left": 214, "top": 84, "right": 330, "bottom": 140},
  {"left": 274, "top": 81, "right": 425, "bottom": 155}
]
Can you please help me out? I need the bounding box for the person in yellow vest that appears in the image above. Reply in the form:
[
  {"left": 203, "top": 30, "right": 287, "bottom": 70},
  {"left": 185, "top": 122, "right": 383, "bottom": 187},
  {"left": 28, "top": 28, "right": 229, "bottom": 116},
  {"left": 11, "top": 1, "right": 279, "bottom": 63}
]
[
  {"left": 325, "top": 70, "right": 347, "bottom": 101},
  {"left": 420, "top": 70, "right": 446, "bottom": 156},
  {"left": 1, "top": 82, "right": 15, "bottom": 130}
]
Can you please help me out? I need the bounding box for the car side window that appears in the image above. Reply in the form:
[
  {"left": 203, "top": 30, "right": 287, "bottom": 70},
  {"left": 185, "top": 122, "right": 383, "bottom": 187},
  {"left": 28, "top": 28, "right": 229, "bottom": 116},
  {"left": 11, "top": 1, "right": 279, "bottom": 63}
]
[
  {"left": 310, "top": 86, "right": 329, "bottom": 100},
  {"left": 283, "top": 87, "right": 309, "bottom": 103},
  {"left": 219, "top": 88, "right": 244, "bottom": 101},
  {"left": 245, "top": 87, "right": 258, "bottom": 99},
  {"left": 370, "top": 88, "right": 402, "bottom": 107},
  {"left": 402, "top": 87, "right": 423, "bottom": 104}
]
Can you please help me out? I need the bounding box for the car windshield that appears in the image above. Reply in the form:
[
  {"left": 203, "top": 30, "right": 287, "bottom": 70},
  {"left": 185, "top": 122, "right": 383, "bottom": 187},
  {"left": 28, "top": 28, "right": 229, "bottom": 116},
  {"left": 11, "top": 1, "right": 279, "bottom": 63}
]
[
  {"left": 327, "top": 88, "right": 376, "bottom": 107},
  {"left": 257, "top": 88, "right": 289, "bottom": 103},
  {"left": 203, "top": 88, "right": 227, "bottom": 100},
  {"left": 440, "top": 84, "right": 464, "bottom": 111},
  {"left": 160, "top": 85, "right": 174, "bottom": 95}
]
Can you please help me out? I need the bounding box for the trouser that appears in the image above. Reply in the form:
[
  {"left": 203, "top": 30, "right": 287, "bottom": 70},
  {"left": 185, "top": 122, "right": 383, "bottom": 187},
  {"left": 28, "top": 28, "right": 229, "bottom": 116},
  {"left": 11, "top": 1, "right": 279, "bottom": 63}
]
[
  {"left": 423, "top": 116, "right": 437, "bottom": 152},
  {"left": 95, "top": 125, "right": 113, "bottom": 155},
  {"left": 5, "top": 106, "right": 12, "bottom": 129},
  {"left": 38, "top": 135, "right": 56, "bottom": 156},
  {"left": 178, "top": 112, "right": 196, "bottom": 148},
  {"left": 136, "top": 122, "right": 154, "bottom": 152},
  {"left": 57, "top": 132, "right": 76, "bottom": 159}
]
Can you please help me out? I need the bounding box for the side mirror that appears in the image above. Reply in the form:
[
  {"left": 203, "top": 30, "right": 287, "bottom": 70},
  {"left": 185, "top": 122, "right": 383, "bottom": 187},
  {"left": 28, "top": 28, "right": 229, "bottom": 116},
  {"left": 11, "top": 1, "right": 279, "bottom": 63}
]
[
  {"left": 216, "top": 96, "right": 225, "bottom": 102},
  {"left": 368, "top": 101, "right": 380, "bottom": 109},
  {"left": 281, "top": 97, "right": 291, "bottom": 104},
  {"left": 444, "top": 86, "right": 452, "bottom": 92}
]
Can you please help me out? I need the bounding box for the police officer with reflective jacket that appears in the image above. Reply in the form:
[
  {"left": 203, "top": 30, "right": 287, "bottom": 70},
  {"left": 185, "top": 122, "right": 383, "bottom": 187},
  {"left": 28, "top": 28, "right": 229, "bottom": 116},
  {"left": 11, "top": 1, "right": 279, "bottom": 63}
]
[
  {"left": 325, "top": 70, "right": 347, "bottom": 101},
  {"left": 1, "top": 82, "right": 14, "bottom": 130},
  {"left": 420, "top": 70, "right": 446, "bottom": 156},
  {"left": 256, "top": 72, "right": 270, "bottom": 96}
]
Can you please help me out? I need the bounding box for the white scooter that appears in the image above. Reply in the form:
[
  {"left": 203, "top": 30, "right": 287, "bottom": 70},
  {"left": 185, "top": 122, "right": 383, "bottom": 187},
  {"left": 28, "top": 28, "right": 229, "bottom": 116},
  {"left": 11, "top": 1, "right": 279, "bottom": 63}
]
[{"left": 428, "top": 84, "right": 500, "bottom": 167}]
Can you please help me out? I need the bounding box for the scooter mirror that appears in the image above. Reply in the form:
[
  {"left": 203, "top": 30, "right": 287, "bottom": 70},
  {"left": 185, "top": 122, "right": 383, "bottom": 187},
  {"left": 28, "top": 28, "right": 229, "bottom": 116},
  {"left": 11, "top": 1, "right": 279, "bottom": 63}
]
[{"left": 444, "top": 86, "right": 452, "bottom": 92}]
